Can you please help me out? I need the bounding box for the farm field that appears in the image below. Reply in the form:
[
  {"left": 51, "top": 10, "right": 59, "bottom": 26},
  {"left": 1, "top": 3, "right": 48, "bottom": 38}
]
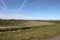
[
  {"left": 0, "top": 20, "right": 60, "bottom": 40},
  {"left": 0, "top": 0, "right": 60, "bottom": 40}
]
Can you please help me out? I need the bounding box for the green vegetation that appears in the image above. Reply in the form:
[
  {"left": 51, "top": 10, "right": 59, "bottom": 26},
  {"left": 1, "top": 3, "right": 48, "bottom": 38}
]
[
  {"left": 0, "top": 19, "right": 60, "bottom": 40},
  {"left": 0, "top": 19, "right": 26, "bottom": 26}
]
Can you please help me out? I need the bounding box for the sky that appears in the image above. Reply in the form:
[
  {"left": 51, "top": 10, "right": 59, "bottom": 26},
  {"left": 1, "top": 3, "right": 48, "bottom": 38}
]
[{"left": 0, "top": 0, "right": 60, "bottom": 20}]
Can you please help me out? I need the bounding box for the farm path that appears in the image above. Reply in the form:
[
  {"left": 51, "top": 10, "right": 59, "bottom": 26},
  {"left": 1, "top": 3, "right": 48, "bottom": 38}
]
[{"left": 49, "top": 35, "right": 60, "bottom": 40}]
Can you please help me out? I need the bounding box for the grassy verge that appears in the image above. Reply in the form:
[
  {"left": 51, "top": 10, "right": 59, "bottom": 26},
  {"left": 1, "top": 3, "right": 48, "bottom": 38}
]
[
  {"left": 0, "top": 20, "right": 60, "bottom": 40},
  {"left": 0, "top": 23, "right": 60, "bottom": 40}
]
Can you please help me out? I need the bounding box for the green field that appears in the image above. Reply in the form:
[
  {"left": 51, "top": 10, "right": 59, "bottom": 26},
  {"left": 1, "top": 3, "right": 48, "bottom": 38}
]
[{"left": 0, "top": 19, "right": 60, "bottom": 40}]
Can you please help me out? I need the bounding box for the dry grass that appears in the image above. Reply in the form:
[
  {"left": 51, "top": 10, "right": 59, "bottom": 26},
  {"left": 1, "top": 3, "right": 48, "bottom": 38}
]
[
  {"left": 20, "top": 21, "right": 56, "bottom": 28},
  {"left": 0, "top": 20, "right": 60, "bottom": 40}
]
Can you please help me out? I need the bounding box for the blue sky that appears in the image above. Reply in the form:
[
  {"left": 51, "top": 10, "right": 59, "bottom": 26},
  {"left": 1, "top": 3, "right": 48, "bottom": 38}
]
[{"left": 0, "top": 0, "right": 60, "bottom": 20}]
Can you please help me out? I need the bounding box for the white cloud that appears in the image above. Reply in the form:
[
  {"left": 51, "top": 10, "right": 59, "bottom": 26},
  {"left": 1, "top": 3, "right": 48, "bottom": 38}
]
[
  {"left": 0, "top": 13, "right": 35, "bottom": 20},
  {"left": 18, "top": 0, "right": 28, "bottom": 10},
  {"left": 1, "top": 12, "right": 59, "bottom": 20},
  {"left": 1, "top": 0, "right": 7, "bottom": 9},
  {"left": 37, "top": 3, "right": 46, "bottom": 9}
]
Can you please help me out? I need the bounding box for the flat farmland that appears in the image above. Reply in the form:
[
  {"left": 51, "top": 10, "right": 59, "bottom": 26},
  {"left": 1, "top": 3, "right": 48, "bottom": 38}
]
[{"left": 0, "top": 20, "right": 60, "bottom": 40}]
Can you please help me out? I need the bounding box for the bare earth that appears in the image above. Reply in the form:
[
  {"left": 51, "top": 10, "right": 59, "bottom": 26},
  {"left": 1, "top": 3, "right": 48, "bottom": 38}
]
[{"left": 49, "top": 35, "right": 60, "bottom": 40}]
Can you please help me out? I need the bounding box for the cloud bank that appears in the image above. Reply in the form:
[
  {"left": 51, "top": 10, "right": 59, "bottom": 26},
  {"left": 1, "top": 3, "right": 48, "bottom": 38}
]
[{"left": 0, "top": 13, "right": 35, "bottom": 20}]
